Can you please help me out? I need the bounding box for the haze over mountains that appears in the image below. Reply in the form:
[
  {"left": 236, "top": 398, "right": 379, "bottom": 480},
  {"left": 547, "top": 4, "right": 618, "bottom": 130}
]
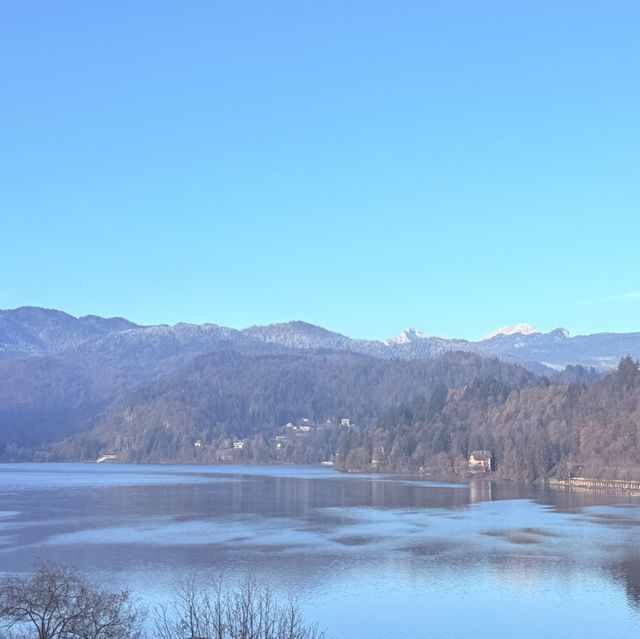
[
  {"left": 2, "top": 306, "right": 639, "bottom": 370},
  {"left": 1, "top": 306, "right": 640, "bottom": 479}
]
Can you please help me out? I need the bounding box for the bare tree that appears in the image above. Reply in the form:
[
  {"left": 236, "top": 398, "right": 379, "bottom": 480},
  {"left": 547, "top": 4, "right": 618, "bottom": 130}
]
[
  {"left": 0, "top": 561, "right": 145, "bottom": 639},
  {"left": 154, "top": 575, "right": 224, "bottom": 639},
  {"left": 153, "top": 575, "right": 326, "bottom": 639}
]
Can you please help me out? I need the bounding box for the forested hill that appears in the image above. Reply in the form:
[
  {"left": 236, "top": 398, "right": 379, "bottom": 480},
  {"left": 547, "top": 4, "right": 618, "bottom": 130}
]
[
  {"left": 1, "top": 307, "right": 638, "bottom": 477},
  {"left": 334, "top": 356, "right": 640, "bottom": 482},
  {"left": 49, "top": 350, "right": 532, "bottom": 463}
]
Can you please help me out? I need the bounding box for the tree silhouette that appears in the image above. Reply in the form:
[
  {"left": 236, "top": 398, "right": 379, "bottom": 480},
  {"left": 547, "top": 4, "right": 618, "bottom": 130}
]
[{"left": 0, "top": 562, "right": 144, "bottom": 639}]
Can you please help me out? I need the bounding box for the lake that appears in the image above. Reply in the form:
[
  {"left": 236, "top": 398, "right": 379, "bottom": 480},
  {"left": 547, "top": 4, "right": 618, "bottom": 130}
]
[{"left": 1, "top": 463, "right": 640, "bottom": 638}]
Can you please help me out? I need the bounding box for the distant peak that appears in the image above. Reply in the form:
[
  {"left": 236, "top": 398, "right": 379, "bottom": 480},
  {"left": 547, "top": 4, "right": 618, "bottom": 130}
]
[
  {"left": 384, "top": 327, "right": 429, "bottom": 346},
  {"left": 481, "top": 323, "right": 538, "bottom": 341}
]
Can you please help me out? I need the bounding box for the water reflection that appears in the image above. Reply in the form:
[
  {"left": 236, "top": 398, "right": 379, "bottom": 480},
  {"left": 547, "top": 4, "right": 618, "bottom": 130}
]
[
  {"left": 609, "top": 558, "right": 640, "bottom": 610},
  {"left": 469, "top": 478, "right": 492, "bottom": 503},
  {"left": 2, "top": 464, "right": 640, "bottom": 638}
]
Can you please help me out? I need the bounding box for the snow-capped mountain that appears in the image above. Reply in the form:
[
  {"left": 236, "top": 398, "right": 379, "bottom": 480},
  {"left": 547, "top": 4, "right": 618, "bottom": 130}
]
[
  {"left": 481, "top": 323, "right": 539, "bottom": 341},
  {"left": 384, "top": 327, "right": 431, "bottom": 345},
  {"left": 378, "top": 323, "right": 636, "bottom": 371}
]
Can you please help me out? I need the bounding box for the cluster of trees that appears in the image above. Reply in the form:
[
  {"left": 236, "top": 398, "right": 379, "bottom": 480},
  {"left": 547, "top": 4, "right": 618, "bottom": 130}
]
[
  {"left": 57, "top": 423, "right": 351, "bottom": 467},
  {"left": 0, "top": 563, "right": 325, "bottom": 639},
  {"left": 46, "top": 351, "right": 530, "bottom": 464},
  {"left": 35, "top": 351, "right": 636, "bottom": 483},
  {"left": 0, "top": 563, "right": 143, "bottom": 639},
  {"left": 335, "top": 357, "right": 640, "bottom": 482},
  {"left": 0, "top": 315, "right": 288, "bottom": 458},
  {"left": 154, "top": 576, "right": 325, "bottom": 639}
]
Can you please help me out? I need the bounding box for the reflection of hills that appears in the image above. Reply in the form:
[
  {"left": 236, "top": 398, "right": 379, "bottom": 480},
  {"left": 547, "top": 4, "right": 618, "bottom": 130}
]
[{"left": 609, "top": 558, "right": 640, "bottom": 608}]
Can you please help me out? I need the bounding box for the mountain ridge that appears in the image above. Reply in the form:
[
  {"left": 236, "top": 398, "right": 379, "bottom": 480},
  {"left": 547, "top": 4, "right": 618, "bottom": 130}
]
[{"left": 1, "top": 307, "right": 639, "bottom": 371}]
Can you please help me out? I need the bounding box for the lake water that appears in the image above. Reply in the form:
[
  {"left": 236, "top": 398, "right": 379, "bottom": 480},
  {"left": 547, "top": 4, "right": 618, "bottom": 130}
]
[{"left": 2, "top": 463, "right": 640, "bottom": 638}]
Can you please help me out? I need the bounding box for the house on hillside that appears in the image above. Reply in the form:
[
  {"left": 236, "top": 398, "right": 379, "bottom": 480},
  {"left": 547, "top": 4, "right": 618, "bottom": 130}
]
[
  {"left": 274, "top": 435, "right": 288, "bottom": 449},
  {"left": 468, "top": 450, "right": 492, "bottom": 472}
]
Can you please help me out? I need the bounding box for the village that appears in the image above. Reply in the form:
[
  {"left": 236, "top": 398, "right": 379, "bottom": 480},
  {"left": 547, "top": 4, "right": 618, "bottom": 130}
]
[{"left": 182, "top": 417, "right": 357, "bottom": 464}]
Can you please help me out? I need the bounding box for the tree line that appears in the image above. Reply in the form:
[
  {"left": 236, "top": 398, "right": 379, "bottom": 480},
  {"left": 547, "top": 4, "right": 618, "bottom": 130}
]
[
  {"left": 43, "top": 350, "right": 531, "bottom": 464},
  {"left": 335, "top": 356, "right": 640, "bottom": 481}
]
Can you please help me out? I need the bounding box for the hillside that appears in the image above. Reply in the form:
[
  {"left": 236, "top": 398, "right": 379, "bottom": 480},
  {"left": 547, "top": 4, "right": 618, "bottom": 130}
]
[
  {"left": 49, "top": 350, "right": 531, "bottom": 463},
  {"left": 335, "top": 356, "right": 640, "bottom": 482},
  {"left": 0, "top": 307, "right": 137, "bottom": 361}
]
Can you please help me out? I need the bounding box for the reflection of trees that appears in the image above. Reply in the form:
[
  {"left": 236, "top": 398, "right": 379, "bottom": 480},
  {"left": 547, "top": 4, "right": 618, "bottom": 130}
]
[{"left": 609, "top": 557, "right": 640, "bottom": 608}]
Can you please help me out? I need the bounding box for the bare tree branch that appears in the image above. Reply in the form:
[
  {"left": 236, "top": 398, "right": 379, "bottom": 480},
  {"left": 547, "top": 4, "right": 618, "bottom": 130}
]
[{"left": 0, "top": 562, "right": 145, "bottom": 639}]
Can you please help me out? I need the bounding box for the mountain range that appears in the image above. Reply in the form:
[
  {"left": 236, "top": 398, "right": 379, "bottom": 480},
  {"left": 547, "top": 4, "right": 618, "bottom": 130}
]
[
  {"left": 2, "top": 306, "right": 639, "bottom": 371},
  {"left": 1, "top": 306, "right": 639, "bottom": 475}
]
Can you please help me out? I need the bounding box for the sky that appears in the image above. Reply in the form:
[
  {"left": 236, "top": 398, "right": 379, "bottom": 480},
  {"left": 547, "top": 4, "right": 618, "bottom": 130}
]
[{"left": 1, "top": 1, "right": 639, "bottom": 341}]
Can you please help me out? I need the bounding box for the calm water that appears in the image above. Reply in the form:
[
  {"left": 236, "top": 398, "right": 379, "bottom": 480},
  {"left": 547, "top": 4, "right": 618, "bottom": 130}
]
[{"left": 2, "top": 463, "right": 640, "bottom": 638}]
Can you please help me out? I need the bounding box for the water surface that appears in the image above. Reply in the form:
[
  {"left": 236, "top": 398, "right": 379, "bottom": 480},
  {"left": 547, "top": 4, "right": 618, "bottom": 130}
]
[{"left": 1, "top": 463, "right": 639, "bottom": 638}]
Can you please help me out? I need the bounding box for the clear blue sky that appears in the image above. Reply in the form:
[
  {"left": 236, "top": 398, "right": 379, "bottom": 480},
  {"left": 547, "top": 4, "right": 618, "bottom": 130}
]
[{"left": 1, "top": 1, "right": 639, "bottom": 340}]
